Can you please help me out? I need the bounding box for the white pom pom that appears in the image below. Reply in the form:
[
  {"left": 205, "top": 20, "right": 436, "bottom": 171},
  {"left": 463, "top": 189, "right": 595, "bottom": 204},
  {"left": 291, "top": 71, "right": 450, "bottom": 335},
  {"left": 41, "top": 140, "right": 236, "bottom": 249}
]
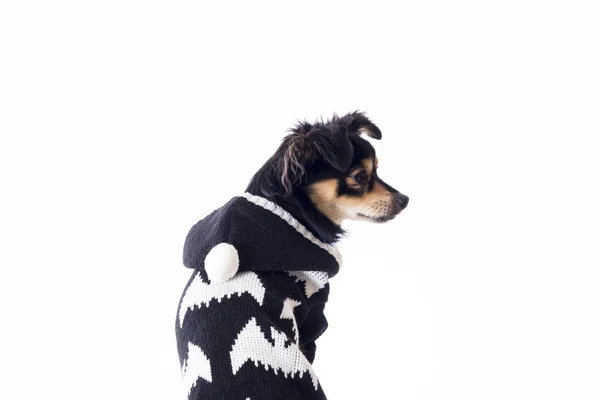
[{"left": 204, "top": 243, "right": 239, "bottom": 283}]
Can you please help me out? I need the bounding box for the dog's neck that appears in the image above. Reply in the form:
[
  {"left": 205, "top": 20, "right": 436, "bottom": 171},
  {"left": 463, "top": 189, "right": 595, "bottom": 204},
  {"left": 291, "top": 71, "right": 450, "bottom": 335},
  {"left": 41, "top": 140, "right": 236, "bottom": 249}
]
[
  {"left": 246, "top": 157, "right": 346, "bottom": 244},
  {"left": 245, "top": 188, "right": 344, "bottom": 245}
]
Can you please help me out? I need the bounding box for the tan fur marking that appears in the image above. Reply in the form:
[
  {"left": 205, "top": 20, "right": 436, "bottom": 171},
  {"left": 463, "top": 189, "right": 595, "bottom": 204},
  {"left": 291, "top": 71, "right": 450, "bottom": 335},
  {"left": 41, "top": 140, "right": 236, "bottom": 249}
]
[
  {"left": 308, "top": 179, "right": 345, "bottom": 224},
  {"left": 344, "top": 158, "right": 374, "bottom": 188},
  {"left": 361, "top": 158, "right": 374, "bottom": 175},
  {"left": 309, "top": 175, "right": 396, "bottom": 224},
  {"left": 345, "top": 163, "right": 369, "bottom": 188},
  {"left": 371, "top": 180, "right": 388, "bottom": 195},
  {"left": 344, "top": 176, "right": 361, "bottom": 188}
]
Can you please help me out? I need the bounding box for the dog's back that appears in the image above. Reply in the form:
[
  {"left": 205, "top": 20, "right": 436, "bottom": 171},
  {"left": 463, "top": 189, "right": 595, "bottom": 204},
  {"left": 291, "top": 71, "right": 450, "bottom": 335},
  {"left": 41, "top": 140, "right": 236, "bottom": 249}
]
[{"left": 176, "top": 195, "right": 339, "bottom": 399}]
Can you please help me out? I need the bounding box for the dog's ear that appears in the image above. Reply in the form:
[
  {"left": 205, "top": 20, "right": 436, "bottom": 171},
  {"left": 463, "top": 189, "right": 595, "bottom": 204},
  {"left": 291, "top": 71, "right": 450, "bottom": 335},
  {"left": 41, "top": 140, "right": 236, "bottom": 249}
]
[
  {"left": 340, "top": 111, "right": 382, "bottom": 140},
  {"left": 279, "top": 132, "right": 313, "bottom": 196},
  {"left": 279, "top": 125, "right": 353, "bottom": 196},
  {"left": 311, "top": 128, "right": 354, "bottom": 172}
]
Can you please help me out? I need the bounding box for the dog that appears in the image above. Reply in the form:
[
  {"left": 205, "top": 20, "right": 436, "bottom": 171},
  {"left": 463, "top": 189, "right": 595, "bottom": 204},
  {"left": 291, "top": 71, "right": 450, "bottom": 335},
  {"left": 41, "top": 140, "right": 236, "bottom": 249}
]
[{"left": 176, "top": 111, "right": 408, "bottom": 400}]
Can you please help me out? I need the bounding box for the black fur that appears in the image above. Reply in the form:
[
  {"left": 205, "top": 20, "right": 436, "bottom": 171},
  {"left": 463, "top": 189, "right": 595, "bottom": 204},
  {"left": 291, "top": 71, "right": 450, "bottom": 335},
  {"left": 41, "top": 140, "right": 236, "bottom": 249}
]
[{"left": 246, "top": 111, "right": 388, "bottom": 244}]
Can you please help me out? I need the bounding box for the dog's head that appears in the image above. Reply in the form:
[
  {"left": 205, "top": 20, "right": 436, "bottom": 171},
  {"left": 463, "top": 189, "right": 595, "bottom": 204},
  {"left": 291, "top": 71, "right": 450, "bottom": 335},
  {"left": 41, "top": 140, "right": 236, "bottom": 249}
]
[
  {"left": 279, "top": 111, "right": 408, "bottom": 223},
  {"left": 247, "top": 111, "right": 408, "bottom": 242}
]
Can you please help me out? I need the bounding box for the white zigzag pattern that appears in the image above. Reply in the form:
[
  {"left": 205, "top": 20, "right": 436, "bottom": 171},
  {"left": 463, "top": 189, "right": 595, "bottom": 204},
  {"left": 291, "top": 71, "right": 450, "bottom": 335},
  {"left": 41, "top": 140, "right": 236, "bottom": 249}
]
[
  {"left": 182, "top": 342, "right": 212, "bottom": 395},
  {"left": 230, "top": 317, "right": 319, "bottom": 390},
  {"left": 280, "top": 297, "right": 301, "bottom": 345},
  {"left": 288, "top": 270, "right": 329, "bottom": 298},
  {"left": 179, "top": 271, "right": 266, "bottom": 327}
]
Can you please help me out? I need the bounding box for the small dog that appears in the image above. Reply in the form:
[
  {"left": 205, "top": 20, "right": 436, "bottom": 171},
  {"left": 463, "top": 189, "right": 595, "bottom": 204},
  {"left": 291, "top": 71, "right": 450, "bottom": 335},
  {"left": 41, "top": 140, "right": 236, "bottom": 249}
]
[{"left": 176, "top": 111, "right": 408, "bottom": 400}]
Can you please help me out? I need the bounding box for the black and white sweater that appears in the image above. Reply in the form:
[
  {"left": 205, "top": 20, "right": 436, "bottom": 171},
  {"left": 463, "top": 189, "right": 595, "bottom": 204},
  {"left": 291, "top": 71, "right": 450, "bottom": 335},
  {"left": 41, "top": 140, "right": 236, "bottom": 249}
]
[{"left": 175, "top": 193, "right": 342, "bottom": 400}]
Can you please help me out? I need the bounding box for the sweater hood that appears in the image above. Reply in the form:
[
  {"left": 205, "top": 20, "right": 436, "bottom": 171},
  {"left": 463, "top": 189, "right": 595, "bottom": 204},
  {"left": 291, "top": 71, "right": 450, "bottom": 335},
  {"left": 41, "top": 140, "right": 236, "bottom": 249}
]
[{"left": 183, "top": 193, "right": 342, "bottom": 282}]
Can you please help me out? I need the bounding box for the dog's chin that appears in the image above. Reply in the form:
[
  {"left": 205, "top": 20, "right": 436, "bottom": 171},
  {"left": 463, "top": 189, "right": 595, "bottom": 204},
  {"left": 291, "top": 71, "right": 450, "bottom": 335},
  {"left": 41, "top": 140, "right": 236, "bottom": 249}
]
[{"left": 356, "top": 212, "right": 400, "bottom": 223}]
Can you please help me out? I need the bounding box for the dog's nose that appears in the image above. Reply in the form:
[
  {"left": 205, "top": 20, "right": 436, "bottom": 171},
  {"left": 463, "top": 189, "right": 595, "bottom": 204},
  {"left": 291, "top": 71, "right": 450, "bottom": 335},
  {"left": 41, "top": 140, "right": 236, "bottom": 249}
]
[{"left": 395, "top": 194, "right": 409, "bottom": 209}]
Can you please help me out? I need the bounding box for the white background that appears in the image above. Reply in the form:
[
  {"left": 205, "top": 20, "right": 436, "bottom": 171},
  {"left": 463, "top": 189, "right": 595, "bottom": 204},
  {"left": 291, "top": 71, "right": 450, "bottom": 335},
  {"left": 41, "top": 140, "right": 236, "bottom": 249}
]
[{"left": 1, "top": 1, "right": 599, "bottom": 399}]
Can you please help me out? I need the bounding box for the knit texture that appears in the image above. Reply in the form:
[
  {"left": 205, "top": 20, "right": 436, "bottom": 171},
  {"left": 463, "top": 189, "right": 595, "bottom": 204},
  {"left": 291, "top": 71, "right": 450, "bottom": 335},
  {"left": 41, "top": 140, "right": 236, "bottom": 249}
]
[{"left": 176, "top": 194, "right": 341, "bottom": 400}]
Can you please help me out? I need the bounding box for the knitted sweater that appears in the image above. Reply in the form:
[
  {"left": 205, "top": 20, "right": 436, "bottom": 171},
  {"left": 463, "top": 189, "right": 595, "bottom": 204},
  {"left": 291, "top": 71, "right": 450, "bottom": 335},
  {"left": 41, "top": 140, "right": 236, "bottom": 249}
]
[{"left": 175, "top": 193, "right": 342, "bottom": 400}]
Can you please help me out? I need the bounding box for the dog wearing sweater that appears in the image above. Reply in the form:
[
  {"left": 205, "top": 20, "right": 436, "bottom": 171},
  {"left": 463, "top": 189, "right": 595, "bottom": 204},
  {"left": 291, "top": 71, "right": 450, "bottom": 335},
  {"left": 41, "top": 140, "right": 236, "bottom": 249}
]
[{"left": 176, "top": 112, "right": 409, "bottom": 400}]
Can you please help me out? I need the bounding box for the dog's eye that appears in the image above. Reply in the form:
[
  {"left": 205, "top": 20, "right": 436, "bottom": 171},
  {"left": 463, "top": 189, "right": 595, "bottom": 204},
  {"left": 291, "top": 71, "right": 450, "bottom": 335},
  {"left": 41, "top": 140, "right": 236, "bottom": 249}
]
[{"left": 353, "top": 171, "right": 367, "bottom": 184}]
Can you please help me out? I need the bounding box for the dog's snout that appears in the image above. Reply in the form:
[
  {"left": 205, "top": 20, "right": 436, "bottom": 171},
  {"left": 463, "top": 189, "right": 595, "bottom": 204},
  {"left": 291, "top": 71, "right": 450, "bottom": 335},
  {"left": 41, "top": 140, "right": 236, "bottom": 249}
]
[{"left": 394, "top": 194, "right": 409, "bottom": 209}]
